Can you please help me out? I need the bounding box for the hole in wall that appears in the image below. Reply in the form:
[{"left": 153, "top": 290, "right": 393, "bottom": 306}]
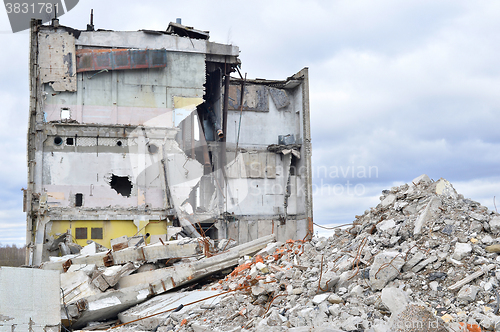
[
  {"left": 117, "top": 140, "right": 122, "bottom": 146},
  {"left": 54, "top": 136, "right": 63, "bottom": 146},
  {"left": 109, "top": 174, "right": 132, "bottom": 197},
  {"left": 148, "top": 144, "right": 158, "bottom": 154},
  {"left": 75, "top": 193, "right": 83, "bottom": 207},
  {"left": 61, "top": 108, "right": 70, "bottom": 120},
  {"left": 66, "top": 137, "right": 74, "bottom": 145}
]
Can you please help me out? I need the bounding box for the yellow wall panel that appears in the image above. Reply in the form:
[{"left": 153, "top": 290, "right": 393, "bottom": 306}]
[{"left": 47, "top": 219, "right": 170, "bottom": 249}]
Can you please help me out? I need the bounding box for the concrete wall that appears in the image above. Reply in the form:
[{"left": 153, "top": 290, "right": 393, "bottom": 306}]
[
  {"left": 0, "top": 267, "right": 60, "bottom": 331},
  {"left": 27, "top": 23, "right": 312, "bottom": 264},
  {"left": 224, "top": 83, "right": 308, "bottom": 218}
]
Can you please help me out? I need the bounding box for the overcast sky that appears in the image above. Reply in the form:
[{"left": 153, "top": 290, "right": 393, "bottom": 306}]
[{"left": 1, "top": 0, "right": 499, "bottom": 245}]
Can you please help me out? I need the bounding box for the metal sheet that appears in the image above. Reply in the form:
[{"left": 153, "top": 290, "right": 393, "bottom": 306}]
[{"left": 76, "top": 49, "right": 167, "bottom": 73}]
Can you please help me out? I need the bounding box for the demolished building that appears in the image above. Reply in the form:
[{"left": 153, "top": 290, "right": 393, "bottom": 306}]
[{"left": 25, "top": 18, "right": 313, "bottom": 265}]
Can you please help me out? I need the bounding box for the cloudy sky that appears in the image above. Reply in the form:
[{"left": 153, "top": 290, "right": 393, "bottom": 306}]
[{"left": 1, "top": 0, "right": 499, "bottom": 245}]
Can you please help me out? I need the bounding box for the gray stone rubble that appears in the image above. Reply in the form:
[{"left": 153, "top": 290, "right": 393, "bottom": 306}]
[{"left": 82, "top": 175, "right": 500, "bottom": 331}]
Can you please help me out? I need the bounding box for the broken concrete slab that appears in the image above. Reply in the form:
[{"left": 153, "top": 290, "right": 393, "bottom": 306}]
[
  {"left": 435, "top": 178, "right": 458, "bottom": 199},
  {"left": 118, "top": 290, "right": 222, "bottom": 329},
  {"left": 91, "top": 262, "right": 136, "bottom": 292},
  {"left": 402, "top": 251, "right": 426, "bottom": 272},
  {"left": 111, "top": 235, "right": 129, "bottom": 251},
  {"left": 117, "top": 234, "right": 275, "bottom": 289},
  {"left": 489, "top": 216, "right": 500, "bottom": 234},
  {"left": 412, "top": 174, "right": 431, "bottom": 185},
  {"left": 381, "top": 194, "right": 396, "bottom": 208},
  {"left": 414, "top": 196, "right": 441, "bottom": 235},
  {"left": 369, "top": 251, "right": 405, "bottom": 290},
  {"left": 113, "top": 239, "right": 202, "bottom": 265},
  {"left": 65, "top": 234, "right": 275, "bottom": 328},
  {"left": 388, "top": 304, "right": 447, "bottom": 332},
  {"left": 41, "top": 238, "right": 202, "bottom": 271},
  {"left": 61, "top": 270, "right": 101, "bottom": 304},
  {"left": 381, "top": 287, "right": 409, "bottom": 314},
  {"left": 452, "top": 242, "right": 472, "bottom": 261},
  {"left": 63, "top": 284, "right": 152, "bottom": 329}
]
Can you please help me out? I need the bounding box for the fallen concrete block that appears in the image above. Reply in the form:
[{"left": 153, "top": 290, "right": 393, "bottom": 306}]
[
  {"left": 65, "top": 234, "right": 276, "bottom": 328},
  {"left": 111, "top": 235, "right": 129, "bottom": 251},
  {"left": 452, "top": 242, "right": 472, "bottom": 261},
  {"left": 41, "top": 238, "right": 202, "bottom": 271},
  {"left": 489, "top": 216, "right": 500, "bottom": 234},
  {"left": 414, "top": 196, "right": 441, "bottom": 235},
  {"left": 381, "top": 287, "right": 409, "bottom": 314},
  {"left": 61, "top": 270, "right": 101, "bottom": 304},
  {"left": 369, "top": 251, "right": 405, "bottom": 290},
  {"left": 381, "top": 194, "right": 396, "bottom": 208},
  {"left": 412, "top": 174, "right": 431, "bottom": 185},
  {"left": 91, "top": 262, "right": 136, "bottom": 292},
  {"left": 402, "top": 251, "right": 425, "bottom": 272},
  {"left": 435, "top": 178, "right": 458, "bottom": 199},
  {"left": 388, "top": 304, "right": 447, "bottom": 332},
  {"left": 457, "top": 285, "right": 479, "bottom": 302}
]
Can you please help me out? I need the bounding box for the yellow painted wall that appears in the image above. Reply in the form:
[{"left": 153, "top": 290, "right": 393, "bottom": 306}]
[{"left": 47, "top": 219, "right": 171, "bottom": 248}]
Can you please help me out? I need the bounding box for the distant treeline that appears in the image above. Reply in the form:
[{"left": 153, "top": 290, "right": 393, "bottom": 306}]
[{"left": 0, "top": 244, "right": 26, "bottom": 267}]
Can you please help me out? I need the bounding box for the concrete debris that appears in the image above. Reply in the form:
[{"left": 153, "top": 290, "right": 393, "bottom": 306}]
[
  {"left": 41, "top": 238, "right": 202, "bottom": 272},
  {"left": 92, "top": 262, "right": 137, "bottom": 291},
  {"left": 380, "top": 287, "right": 409, "bottom": 314},
  {"left": 14, "top": 174, "right": 494, "bottom": 332},
  {"left": 86, "top": 174, "right": 500, "bottom": 332},
  {"left": 61, "top": 234, "right": 275, "bottom": 329},
  {"left": 388, "top": 304, "right": 448, "bottom": 332}
]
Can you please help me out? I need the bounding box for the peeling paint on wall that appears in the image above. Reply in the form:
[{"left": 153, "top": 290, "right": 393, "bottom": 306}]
[{"left": 38, "top": 31, "right": 76, "bottom": 91}]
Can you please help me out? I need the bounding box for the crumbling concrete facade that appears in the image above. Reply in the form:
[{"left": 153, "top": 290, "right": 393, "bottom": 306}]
[{"left": 26, "top": 19, "right": 313, "bottom": 265}]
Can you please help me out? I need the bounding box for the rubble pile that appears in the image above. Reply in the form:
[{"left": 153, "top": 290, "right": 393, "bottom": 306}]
[{"left": 112, "top": 175, "right": 500, "bottom": 332}]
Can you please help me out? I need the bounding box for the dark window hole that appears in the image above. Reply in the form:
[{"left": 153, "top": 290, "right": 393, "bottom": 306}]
[
  {"left": 75, "top": 193, "right": 83, "bottom": 206},
  {"left": 117, "top": 140, "right": 122, "bottom": 146},
  {"left": 110, "top": 174, "right": 132, "bottom": 197},
  {"left": 54, "top": 136, "right": 63, "bottom": 146},
  {"left": 66, "top": 137, "right": 74, "bottom": 145}
]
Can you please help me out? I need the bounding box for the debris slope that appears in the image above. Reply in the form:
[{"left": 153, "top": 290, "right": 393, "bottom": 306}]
[{"left": 114, "top": 175, "right": 500, "bottom": 332}]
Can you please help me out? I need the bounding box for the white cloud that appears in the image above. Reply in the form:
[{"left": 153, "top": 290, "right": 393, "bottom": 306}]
[{"left": 1, "top": 0, "right": 500, "bottom": 245}]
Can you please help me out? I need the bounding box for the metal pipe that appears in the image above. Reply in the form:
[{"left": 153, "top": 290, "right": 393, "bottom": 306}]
[
  {"left": 191, "top": 114, "right": 195, "bottom": 159},
  {"left": 235, "top": 73, "right": 247, "bottom": 156},
  {"left": 222, "top": 62, "right": 229, "bottom": 143}
]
